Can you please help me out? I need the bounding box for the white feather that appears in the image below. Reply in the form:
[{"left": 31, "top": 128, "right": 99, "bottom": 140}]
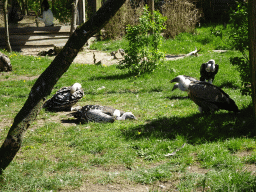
[
  {"left": 113, "top": 109, "right": 121, "bottom": 117},
  {"left": 177, "top": 75, "right": 191, "bottom": 91},
  {"left": 70, "top": 83, "right": 82, "bottom": 94}
]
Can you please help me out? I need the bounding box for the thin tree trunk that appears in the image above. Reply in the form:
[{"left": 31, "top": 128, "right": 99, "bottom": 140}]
[
  {"left": 148, "top": 0, "right": 154, "bottom": 15},
  {"left": 3, "top": 0, "right": 12, "bottom": 52},
  {"left": 52, "top": 0, "right": 55, "bottom": 13},
  {"left": 71, "top": 0, "right": 79, "bottom": 35},
  {"left": 0, "top": 0, "right": 126, "bottom": 174},
  {"left": 248, "top": 0, "right": 256, "bottom": 129}
]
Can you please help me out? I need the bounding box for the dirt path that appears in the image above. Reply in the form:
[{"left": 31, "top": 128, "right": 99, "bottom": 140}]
[
  {"left": 19, "top": 47, "right": 192, "bottom": 67},
  {"left": 20, "top": 47, "right": 125, "bottom": 66}
]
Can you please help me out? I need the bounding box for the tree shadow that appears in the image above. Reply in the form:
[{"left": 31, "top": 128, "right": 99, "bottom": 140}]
[
  {"left": 219, "top": 81, "right": 240, "bottom": 89},
  {"left": 61, "top": 119, "right": 80, "bottom": 125},
  {"left": 88, "top": 72, "right": 134, "bottom": 81},
  {"left": 121, "top": 105, "right": 255, "bottom": 145},
  {"left": 166, "top": 96, "right": 189, "bottom": 100}
]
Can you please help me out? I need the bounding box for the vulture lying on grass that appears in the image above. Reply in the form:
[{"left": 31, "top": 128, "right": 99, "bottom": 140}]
[
  {"left": 200, "top": 59, "right": 219, "bottom": 84},
  {"left": 72, "top": 105, "right": 137, "bottom": 123},
  {"left": 170, "top": 75, "right": 239, "bottom": 114},
  {"left": 0, "top": 52, "right": 12, "bottom": 72},
  {"left": 43, "top": 83, "right": 84, "bottom": 111}
]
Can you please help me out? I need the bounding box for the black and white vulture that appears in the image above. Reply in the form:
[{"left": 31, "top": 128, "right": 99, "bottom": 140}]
[
  {"left": 171, "top": 75, "right": 199, "bottom": 91},
  {"left": 200, "top": 59, "right": 219, "bottom": 84},
  {"left": 43, "top": 83, "right": 84, "bottom": 111},
  {"left": 170, "top": 75, "right": 239, "bottom": 113},
  {"left": 72, "top": 105, "right": 137, "bottom": 123},
  {"left": 0, "top": 52, "right": 12, "bottom": 72}
]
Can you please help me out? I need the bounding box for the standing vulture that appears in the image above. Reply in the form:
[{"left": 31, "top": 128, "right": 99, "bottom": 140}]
[
  {"left": 170, "top": 75, "right": 239, "bottom": 113},
  {"left": 43, "top": 83, "right": 84, "bottom": 111},
  {"left": 200, "top": 59, "right": 219, "bottom": 84},
  {"left": 72, "top": 105, "right": 137, "bottom": 123}
]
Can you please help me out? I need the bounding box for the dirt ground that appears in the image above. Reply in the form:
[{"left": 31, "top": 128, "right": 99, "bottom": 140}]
[{"left": 20, "top": 47, "right": 124, "bottom": 66}]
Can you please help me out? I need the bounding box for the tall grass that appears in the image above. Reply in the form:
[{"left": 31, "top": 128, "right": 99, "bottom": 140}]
[
  {"left": 0, "top": 25, "right": 255, "bottom": 191},
  {"left": 162, "top": 0, "right": 200, "bottom": 38}
]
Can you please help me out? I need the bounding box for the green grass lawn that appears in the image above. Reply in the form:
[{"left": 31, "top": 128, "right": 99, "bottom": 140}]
[{"left": 0, "top": 25, "right": 256, "bottom": 191}]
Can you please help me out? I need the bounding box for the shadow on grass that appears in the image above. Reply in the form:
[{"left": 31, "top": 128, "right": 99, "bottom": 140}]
[
  {"left": 167, "top": 96, "right": 189, "bottom": 100},
  {"left": 219, "top": 81, "right": 240, "bottom": 89},
  {"left": 88, "top": 72, "right": 134, "bottom": 81},
  {"left": 121, "top": 105, "right": 255, "bottom": 144},
  {"left": 61, "top": 119, "right": 79, "bottom": 125}
]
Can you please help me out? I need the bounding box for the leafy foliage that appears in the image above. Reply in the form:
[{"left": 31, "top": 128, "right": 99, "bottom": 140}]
[
  {"left": 26, "top": 0, "right": 41, "bottom": 16},
  {"left": 230, "top": 56, "right": 251, "bottom": 96},
  {"left": 26, "top": 0, "right": 73, "bottom": 23},
  {"left": 117, "top": 6, "right": 166, "bottom": 75},
  {"left": 229, "top": 2, "right": 251, "bottom": 96},
  {"left": 51, "top": 0, "right": 73, "bottom": 23},
  {"left": 229, "top": 2, "right": 249, "bottom": 55}
]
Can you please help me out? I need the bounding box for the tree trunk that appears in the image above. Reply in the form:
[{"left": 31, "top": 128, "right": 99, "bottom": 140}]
[
  {"left": 3, "top": 0, "right": 12, "bottom": 52},
  {"left": 0, "top": 0, "right": 126, "bottom": 174},
  {"left": 148, "top": 0, "right": 154, "bottom": 15},
  {"left": 71, "top": 0, "right": 79, "bottom": 35},
  {"left": 87, "top": 0, "right": 102, "bottom": 19},
  {"left": 21, "top": 0, "right": 27, "bottom": 15},
  {"left": 248, "top": 0, "right": 256, "bottom": 129},
  {"left": 52, "top": 0, "right": 55, "bottom": 13}
]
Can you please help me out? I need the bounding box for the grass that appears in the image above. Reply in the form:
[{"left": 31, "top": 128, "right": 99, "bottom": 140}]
[
  {"left": 0, "top": 24, "right": 256, "bottom": 191},
  {"left": 91, "top": 24, "right": 234, "bottom": 55}
]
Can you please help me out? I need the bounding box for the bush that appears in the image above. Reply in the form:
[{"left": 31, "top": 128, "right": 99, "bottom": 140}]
[
  {"left": 229, "top": 2, "right": 249, "bottom": 54},
  {"left": 117, "top": 6, "right": 166, "bottom": 75},
  {"left": 161, "top": 0, "right": 200, "bottom": 38},
  {"left": 229, "top": 2, "right": 250, "bottom": 96},
  {"left": 52, "top": 0, "right": 73, "bottom": 23}
]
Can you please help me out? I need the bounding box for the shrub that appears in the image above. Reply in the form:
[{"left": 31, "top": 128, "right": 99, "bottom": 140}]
[
  {"left": 229, "top": 2, "right": 250, "bottom": 96},
  {"left": 117, "top": 6, "right": 166, "bottom": 75},
  {"left": 52, "top": 0, "right": 73, "bottom": 23},
  {"left": 161, "top": 0, "right": 200, "bottom": 38}
]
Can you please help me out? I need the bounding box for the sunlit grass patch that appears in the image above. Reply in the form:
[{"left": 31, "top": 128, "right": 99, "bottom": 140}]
[{"left": 0, "top": 24, "right": 256, "bottom": 191}]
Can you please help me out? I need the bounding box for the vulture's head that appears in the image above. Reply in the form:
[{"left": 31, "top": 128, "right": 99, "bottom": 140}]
[
  {"left": 170, "top": 75, "right": 191, "bottom": 91},
  {"left": 122, "top": 112, "right": 137, "bottom": 120},
  {"left": 70, "top": 83, "right": 82, "bottom": 94},
  {"left": 205, "top": 59, "right": 216, "bottom": 72}
]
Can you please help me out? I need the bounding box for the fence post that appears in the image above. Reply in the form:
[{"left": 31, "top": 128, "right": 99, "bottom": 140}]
[{"left": 77, "top": 0, "right": 86, "bottom": 25}]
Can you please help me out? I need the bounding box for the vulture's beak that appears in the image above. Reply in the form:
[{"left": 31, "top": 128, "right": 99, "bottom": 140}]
[
  {"left": 172, "top": 83, "right": 179, "bottom": 91},
  {"left": 170, "top": 77, "right": 180, "bottom": 83}
]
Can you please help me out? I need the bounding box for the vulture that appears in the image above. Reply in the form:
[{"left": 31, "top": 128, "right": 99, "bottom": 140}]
[
  {"left": 72, "top": 105, "right": 137, "bottom": 123},
  {"left": 43, "top": 83, "right": 84, "bottom": 111},
  {"left": 171, "top": 75, "right": 199, "bottom": 91},
  {"left": 200, "top": 59, "right": 219, "bottom": 84},
  {"left": 170, "top": 75, "right": 239, "bottom": 113},
  {"left": 0, "top": 52, "right": 12, "bottom": 72},
  {"left": 118, "top": 49, "right": 125, "bottom": 57}
]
